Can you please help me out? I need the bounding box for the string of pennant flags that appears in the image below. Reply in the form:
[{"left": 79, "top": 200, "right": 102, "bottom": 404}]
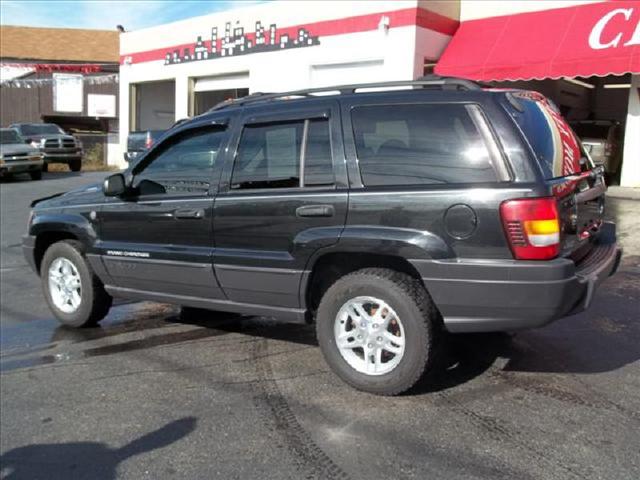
[
  {"left": 1, "top": 73, "right": 119, "bottom": 88},
  {"left": 1, "top": 62, "right": 110, "bottom": 72}
]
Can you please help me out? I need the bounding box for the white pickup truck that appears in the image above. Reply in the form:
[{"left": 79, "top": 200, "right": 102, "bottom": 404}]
[{"left": 0, "top": 128, "right": 43, "bottom": 180}]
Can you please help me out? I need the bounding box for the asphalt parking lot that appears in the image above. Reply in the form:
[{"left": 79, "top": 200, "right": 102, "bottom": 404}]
[{"left": 1, "top": 171, "right": 639, "bottom": 480}]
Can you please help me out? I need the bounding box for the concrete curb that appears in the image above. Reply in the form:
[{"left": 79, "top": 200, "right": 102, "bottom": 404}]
[{"left": 606, "top": 187, "right": 640, "bottom": 201}]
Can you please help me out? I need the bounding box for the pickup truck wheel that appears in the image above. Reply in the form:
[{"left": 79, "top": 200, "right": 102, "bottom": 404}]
[
  {"left": 29, "top": 169, "right": 42, "bottom": 181},
  {"left": 316, "top": 268, "right": 436, "bottom": 395},
  {"left": 41, "top": 163, "right": 48, "bottom": 172},
  {"left": 41, "top": 240, "right": 112, "bottom": 327},
  {"left": 69, "top": 159, "right": 82, "bottom": 172}
]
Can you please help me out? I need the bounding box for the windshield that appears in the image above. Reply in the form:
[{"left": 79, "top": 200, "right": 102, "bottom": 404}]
[
  {"left": 0, "top": 130, "right": 22, "bottom": 144},
  {"left": 19, "top": 124, "right": 64, "bottom": 136}
]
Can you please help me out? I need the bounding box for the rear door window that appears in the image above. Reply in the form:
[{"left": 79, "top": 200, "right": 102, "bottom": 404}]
[
  {"left": 304, "top": 119, "right": 334, "bottom": 186},
  {"left": 231, "top": 121, "right": 304, "bottom": 189},
  {"left": 351, "top": 104, "right": 498, "bottom": 186},
  {"left": 231, "top": 118, "right": 333, "bottom": 190}
]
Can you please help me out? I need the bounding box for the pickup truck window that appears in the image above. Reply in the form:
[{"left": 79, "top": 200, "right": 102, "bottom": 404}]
[
  {"left": 1, "top": 130, "right": 22, "bottom": 144},
  {"left": 231, "top": 118, "right": 332, "bottom": 190},
  {"left": 16, "top": 124, "right": 65, "bottom": 136},
  {"left": 134, "top": 127, "right": 226, "bottom": 196},
  {"left": 351, "top": 104, "right": 497, "bottom": 186}
]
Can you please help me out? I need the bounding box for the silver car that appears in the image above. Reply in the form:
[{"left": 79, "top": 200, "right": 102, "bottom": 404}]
[
  {"left": 570, "top": 120, "right": 623, "bottom": 180},
  {"left": 0, "top": 128, "right": 44, "bottom": 180}
]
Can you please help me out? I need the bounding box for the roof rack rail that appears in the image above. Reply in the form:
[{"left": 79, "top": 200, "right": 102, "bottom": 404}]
[{"left": 207, "top": 76, "right": 482, "bottom": 112}]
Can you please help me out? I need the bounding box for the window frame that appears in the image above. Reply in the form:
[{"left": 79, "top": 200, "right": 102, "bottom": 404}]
[
  {"left": 347, "top": 100, "right": 511, "bottom": 188},
  {"left": 228, "top": 112, "right": 335, "bottom": 194}
]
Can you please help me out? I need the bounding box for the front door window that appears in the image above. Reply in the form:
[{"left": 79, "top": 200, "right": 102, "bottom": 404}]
[{"left": 134, "top": 127, "right": 227, "bottom": 197}]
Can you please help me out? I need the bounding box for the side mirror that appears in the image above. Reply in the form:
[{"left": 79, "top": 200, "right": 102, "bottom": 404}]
[{"left": 103, "top": 173, "right": 126, "bottom": 197}]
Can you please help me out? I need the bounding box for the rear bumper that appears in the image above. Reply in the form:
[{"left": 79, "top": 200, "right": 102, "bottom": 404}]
[{"left": 411, "top": 222, "right": 621, "bottom": 333}]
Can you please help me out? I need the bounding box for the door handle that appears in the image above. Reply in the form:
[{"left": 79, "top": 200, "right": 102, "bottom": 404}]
[
  {"left": 173, "top": 208, "right": 205, "bottom": 219},
  {"left": 296, "top": 205, "right": 334, "bottom": 218}
]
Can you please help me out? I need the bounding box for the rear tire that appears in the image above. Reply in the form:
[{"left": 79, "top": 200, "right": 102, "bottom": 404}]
[
  {"left": 41, "top": 240, "right": 112, "bottom": 327},
  {"left": 316, "top": 268, "right": 437, "bottom": 395},
  {"left": 69, "top": 159, "right": 82, "bottom": 172},
  {"left": 41, "top": 163, "right": 48, "bottom": 172},
  {"left": 30, "top": 169, "right": 42, "bottom": 181}
]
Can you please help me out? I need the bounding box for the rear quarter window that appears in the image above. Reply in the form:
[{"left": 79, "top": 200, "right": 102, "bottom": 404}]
[{"left": 351, "top": 103, "right": 498, "bottom": 186}]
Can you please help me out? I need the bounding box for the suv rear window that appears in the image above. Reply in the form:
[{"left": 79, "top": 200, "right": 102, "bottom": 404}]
[
  {"left": 351, "top": 104, "right": 497, "bottom": 186},
  {"left": 511, "top": 96, "right": 583, "bottom": 178}
]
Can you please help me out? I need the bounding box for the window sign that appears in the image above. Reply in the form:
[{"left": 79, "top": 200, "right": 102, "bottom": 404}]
[
  {"left": 88, "top": 94, "right": 116, "bottom": 117},
  {"left": 53, "top": 73, "right": 83, "bottom": 112}
]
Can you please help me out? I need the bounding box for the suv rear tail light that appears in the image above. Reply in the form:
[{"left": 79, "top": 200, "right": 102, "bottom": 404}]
[
  {"left": 500, "top": 197, "right": 560, "bottom": 260},
  {"left": 145, "top": 131, "right": 153, "bottom": 149}
]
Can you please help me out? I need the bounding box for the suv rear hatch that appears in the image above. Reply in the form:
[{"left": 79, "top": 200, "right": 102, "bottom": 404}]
[{"left": 510, "top": 91, "right": 607, "bottom": 260}]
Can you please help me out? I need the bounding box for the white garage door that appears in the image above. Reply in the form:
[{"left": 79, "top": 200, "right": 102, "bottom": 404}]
[
  {"left": 310, "top": 60, "right": 384, "bottom": 88},
  {"left": 194, "top": 72, "right": 250, "bottom": 92}
]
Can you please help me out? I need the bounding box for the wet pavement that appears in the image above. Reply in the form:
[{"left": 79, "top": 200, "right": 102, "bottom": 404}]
[{"left": 1, "top": 171, "right": 639, "bottom": 479}]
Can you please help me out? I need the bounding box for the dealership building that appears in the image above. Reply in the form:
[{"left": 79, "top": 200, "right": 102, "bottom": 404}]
[{"left": 118, "top": 0, "right": 639, "bottom": 187}]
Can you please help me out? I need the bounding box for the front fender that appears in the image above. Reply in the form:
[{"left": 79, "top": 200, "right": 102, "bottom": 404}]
[{"left": 30, "top": 212, "right": 98, "bottom": 249}]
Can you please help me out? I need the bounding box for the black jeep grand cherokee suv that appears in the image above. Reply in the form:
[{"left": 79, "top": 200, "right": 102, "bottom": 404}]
[{"left": 23, "top": 78, "right": 621, "bottom": 395}]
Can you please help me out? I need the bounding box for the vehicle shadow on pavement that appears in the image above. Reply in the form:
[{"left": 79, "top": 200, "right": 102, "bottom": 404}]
[
  {"left": 0, "top": 171, "right": 83, "bottom": 183},
  {"left": 176, "top": 309, "right": 319, "bottom": 347},
  {"left": 0, "top": 417, "right": 196, "bottom": 480},
  {"left": 413, "top": 308, "right": 638, "bottom": 397},
  {"left": 411, "top": 256, "right": 640, "bottom": 395},
  {"left": 410, "top": 332, "right": 512, "bottom": 395}
]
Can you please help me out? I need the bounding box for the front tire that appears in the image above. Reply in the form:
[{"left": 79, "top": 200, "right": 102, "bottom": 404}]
[
  {"left": 316, "top": 268, "right": 437, "bottom": 395},
  {"left": 41, "top": 240, "right": 112, "bottom": 327}
]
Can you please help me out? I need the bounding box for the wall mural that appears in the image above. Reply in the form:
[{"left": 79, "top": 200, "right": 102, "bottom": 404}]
[{"left": 164, "top": 20, "right": 321, "bottom": 65}]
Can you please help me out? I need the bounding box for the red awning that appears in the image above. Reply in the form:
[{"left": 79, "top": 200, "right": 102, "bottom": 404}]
[{"left": 435, "top": 1, "right": 640, "bottom": 81}]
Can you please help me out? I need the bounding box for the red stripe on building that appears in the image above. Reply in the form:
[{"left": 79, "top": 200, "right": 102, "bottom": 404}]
[{"left": 120, "top": 7, "right": 459, "bottom": 65}]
